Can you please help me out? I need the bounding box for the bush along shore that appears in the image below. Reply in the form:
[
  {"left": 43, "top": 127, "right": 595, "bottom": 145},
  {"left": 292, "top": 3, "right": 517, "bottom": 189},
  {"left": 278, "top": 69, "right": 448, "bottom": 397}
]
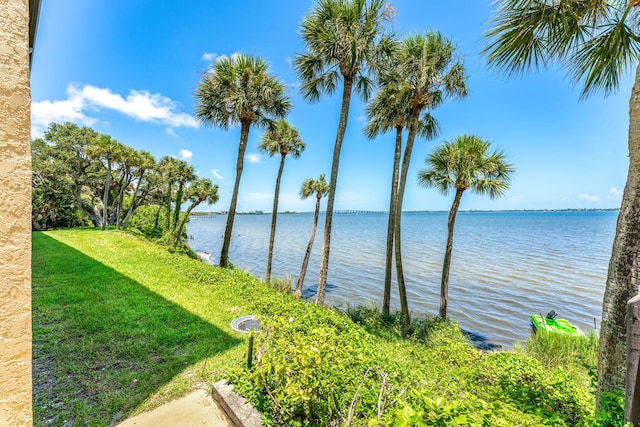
[{"left": 32, "top": 229, "right": 621, "bottom": 426}]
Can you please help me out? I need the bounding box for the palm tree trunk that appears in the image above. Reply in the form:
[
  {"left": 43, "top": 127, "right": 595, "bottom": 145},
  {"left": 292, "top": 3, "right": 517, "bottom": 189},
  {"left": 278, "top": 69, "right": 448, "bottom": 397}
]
[
  {"left": 220, "top": 119, "right": 251, "bottom": 268},
  {"left": 123, "top": 169, "right": 145, "bottom": 229},
  {"left": 172, "top": 180, "right": 185, "bottom": 232},
  {"left": 154, "top": 203, "right": 162, "bottom": 230},
  {"left": 266, "top": 154, "right": 286, "bottom": 282},
  {"left": 394, "top": 106, "right": 421, "bottom": 323},
  {"left": 440, "top": 188, "right": 463, "bottom": 319},
  {"left": 164, "top": 182, "right": 173, "bottom": 232},
  {"left": 597, "top": 62, "right": 640, "bottom": 405},
  {"left": 316, "top": 76, "right": 354, "bottom": 305},
  {"left": 296, "top": 195, "right": 321, "bottom": 297},
  {"left": 101, "top": 158, "right": 112, "bottom": 230},
  {"left": 173, "top": 199, "right": 202, "bottom": 248},
  {"left": 383, "top": 126, "right": 403, "bottom": 316}
]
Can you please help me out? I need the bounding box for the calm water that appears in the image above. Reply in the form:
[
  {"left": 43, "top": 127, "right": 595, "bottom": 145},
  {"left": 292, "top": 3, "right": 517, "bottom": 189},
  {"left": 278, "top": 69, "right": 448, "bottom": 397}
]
[{"left": 187, "top": 211, "right": 617, "bottom": 347}]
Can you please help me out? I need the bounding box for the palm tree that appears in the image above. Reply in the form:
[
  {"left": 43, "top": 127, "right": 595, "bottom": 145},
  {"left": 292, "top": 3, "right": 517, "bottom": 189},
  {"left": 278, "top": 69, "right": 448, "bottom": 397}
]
[
  {"left": 365, "top": 71, "right": 440, "bottom": 316},
  {"left": 483, "top": 0, "right": 640, "bottom": 404},
  {"left": 157, "top": 156, "right": 179, "bottom": 233},
  {"left": 173, "top": 177, "right": 219, "bottom": 248},
  {"left": 259, "top": 119, "right": 306, "bottom": 282},
  {"left": 195, "top": 53, "right": 291, "bottom": 268},
  {"left": 294, "top": 0, "right": 395, "bottom": 305},
  {"left": 418, "top": 135, "right": 514, "bottom": 319},
  {"left": 171, "top": 160, "right": 196, "bottom": 233},
  {"left": 295, "top": 174, "right": 330, "bottom": 297},
  {"left": 390, "top": 32, "right": 467, "bottom": 322},
  {"left": 123, "top": 150, "right": 155, "bottom": 229}
]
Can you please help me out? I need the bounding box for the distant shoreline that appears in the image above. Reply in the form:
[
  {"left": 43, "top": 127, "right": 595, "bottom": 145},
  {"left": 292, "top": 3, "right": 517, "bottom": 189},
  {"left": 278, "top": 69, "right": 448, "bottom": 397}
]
[{"left": 191, "top": 208, "right": 620, "bottom": 216}]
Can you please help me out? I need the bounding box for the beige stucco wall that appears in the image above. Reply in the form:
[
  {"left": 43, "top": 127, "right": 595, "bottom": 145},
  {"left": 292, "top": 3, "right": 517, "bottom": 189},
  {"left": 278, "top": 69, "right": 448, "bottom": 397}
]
[{"left": 0, "top": 0, "right": 33, "bottom": 425}]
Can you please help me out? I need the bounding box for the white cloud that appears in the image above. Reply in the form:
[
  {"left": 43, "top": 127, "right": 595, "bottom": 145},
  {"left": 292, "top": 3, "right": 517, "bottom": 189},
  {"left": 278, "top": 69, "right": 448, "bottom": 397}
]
[
  {"left": 31, "top": 91, "right": 95, "bottom": 128},
  {"left": 73, "top": 84, "right": 199, "bottom": 127},
  {"left": 201, "top": 52, "right": 219, "bottom": 62},
  {"left": 246, "top": 153, "right": 262, "bottom": 163},
  {"left": 31, "top": 126, "right": 44, "bottom": 139},
  {"left": 578, "top": 193, "right": 601, "bottom": 202},
  {"left": 609, "top": 187, "right": 624, "bottom": 200},
  {"left": 511, "top": 195, "right": 522, "bottom": 201},
  {"left": 32, "top": 83, "right": 199, "bottom": 135},
  {"left": 165, "top": 128, "right": 179, "bottom": 138},
  {"left": 179, "top": 149, "right": 193, "bottom": 160},
  {"left": 211, "top": 169, "right": 224, "bottom": 180},
  {"left": 214, "top": 52, "right": 241, "bottom": 64}
]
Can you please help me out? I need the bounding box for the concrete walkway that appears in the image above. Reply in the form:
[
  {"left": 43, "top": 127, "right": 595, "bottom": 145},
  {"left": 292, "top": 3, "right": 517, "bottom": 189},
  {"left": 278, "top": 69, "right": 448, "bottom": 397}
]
[{"left": 116, "top": 390, "right": 232, "bottom": 427}]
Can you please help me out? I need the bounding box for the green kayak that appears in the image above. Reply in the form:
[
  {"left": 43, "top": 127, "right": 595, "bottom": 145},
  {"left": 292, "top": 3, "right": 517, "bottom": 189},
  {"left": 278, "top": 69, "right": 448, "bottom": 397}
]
[{"left": 530, "top": 311, "right": 583, "bottom": 336}]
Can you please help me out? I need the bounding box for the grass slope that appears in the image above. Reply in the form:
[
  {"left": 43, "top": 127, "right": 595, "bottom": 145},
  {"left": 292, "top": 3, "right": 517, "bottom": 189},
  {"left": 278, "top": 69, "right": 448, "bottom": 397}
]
[{"left": 32, "top": 229, "right": 261, "bottom": 426}]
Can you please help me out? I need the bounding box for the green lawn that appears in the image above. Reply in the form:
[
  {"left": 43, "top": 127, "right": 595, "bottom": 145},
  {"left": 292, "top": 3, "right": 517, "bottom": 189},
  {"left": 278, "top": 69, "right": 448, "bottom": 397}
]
[{"left": 32, "top": 229, "right": 261, "bottom": 426}]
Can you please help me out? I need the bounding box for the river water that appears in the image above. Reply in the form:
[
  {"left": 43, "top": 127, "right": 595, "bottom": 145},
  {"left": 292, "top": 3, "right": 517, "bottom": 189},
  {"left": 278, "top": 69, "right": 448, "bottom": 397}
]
[{"left": 187, "top": 210, "right": 617, "bottom": 347}]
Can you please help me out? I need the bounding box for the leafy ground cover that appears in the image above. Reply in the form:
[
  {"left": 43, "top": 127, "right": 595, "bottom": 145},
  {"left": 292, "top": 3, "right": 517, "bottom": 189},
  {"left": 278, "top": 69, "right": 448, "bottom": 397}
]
[{"left": 33, "top": 229, "right": 601, "bottom": 426}]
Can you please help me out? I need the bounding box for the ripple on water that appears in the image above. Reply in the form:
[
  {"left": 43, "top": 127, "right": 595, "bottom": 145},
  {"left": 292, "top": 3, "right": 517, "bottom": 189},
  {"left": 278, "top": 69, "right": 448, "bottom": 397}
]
[{"left": 187, "top": 211, "right": 616, "bottom": 347}]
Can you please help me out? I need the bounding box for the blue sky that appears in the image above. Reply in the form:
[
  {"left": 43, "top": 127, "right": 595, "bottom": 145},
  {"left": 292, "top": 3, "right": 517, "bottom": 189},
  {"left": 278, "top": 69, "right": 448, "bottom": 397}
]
[{"left": 31, "top": 0, "right": 633, "bottom": 212}]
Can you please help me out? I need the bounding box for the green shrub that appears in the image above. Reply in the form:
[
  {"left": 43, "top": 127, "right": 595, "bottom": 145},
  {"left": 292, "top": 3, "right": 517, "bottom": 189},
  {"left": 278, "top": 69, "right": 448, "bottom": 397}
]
[
  {"left": 376, "top": 393, "right": 494, "bottom": 427},
  {"left": 342, "top": 306, "right": 460, "bottom": 345},
  {"left": 128, "top": 205, "right": 166, "bottom": 239},
  {"left": 471, "top": 352, "right": 593, "bottom": 425},
  {"left": 229, "top": 296, "right": 583, "bottom": 426},
  {"left": 231, "top": 310, "right": 401, "bottom": 426},
  {"left": 269, "top": 275, "right": 294, "bottom": 294},
  {"left": 593, "top": 390, "right": 626, "bottom": 427}
]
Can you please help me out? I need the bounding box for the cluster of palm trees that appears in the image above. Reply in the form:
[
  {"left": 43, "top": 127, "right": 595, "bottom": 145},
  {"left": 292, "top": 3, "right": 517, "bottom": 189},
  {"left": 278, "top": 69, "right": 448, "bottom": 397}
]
[
  {"left": 194, "top": 0, "right": 638, "bottom": 409},
  {"left": 32, "top": 122, "right": 219, "bottom": 247},
  {"left": 194, "top": 0, "right": 513, "bottom": 321}
]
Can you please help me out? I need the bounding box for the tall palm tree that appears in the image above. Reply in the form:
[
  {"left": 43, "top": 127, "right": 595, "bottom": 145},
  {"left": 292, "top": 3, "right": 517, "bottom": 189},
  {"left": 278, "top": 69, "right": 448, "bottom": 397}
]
[
  {"left": 123, "top": 150, "right": 155, "bottom": 229},
  {"left": 295, "top": 174, "right": 330, "bottom": 297},
  {"left": 418, "top": 135, "right": 514, "bottom": 319},
  {"left": 171, "top": 160, "right": 196, "bottom": 233},
  {"left": 365, "top": 72, "right": 440, "bottom": 316},
  {"left": 195, "top": 54, "right": 291, "bottom": 268},
  {"left": 157, "top": 156, "right": 180, "bottom": 233},
  {"left": 483, "top": 0, "right": 640, "bottom": 403},
  {"left": 173, "top": 177, "right": 219, "bottom": 248},
  {"left": 391, "top": 32, "right": 468, "bottom": 322},
  {"left": 294, "top": 0, "right": 395, "bottom": 305},
  {"left": 259, "top": 119, "right": 306, "bottom": 283}
]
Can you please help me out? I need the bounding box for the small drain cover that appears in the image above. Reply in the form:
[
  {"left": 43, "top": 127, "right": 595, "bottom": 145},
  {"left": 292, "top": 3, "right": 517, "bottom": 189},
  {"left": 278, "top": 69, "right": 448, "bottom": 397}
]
[{"left": 230, "top": 315, "right": 262, "bottom": 333}]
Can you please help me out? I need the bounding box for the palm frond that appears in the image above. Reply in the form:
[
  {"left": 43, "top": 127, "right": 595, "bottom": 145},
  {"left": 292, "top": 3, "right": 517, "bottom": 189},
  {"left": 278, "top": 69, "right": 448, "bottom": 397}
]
[
  {"left": 569, "top": 9, "right": 640, "bottom": 98},
  {"left": 295, "top": 0, "right": 393, "bottom": 101},
  {"left": 483, "top": 0, "right": 638, "bottom": 97},
  {"left": 419, "top": 134, "right": 513, "bottom": 200},
  {"left": 195, "top": 53, "right": 291, "bottom": 130},
  {"left": 259, "top": 120, "right": 306, "bottom": 158}
]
